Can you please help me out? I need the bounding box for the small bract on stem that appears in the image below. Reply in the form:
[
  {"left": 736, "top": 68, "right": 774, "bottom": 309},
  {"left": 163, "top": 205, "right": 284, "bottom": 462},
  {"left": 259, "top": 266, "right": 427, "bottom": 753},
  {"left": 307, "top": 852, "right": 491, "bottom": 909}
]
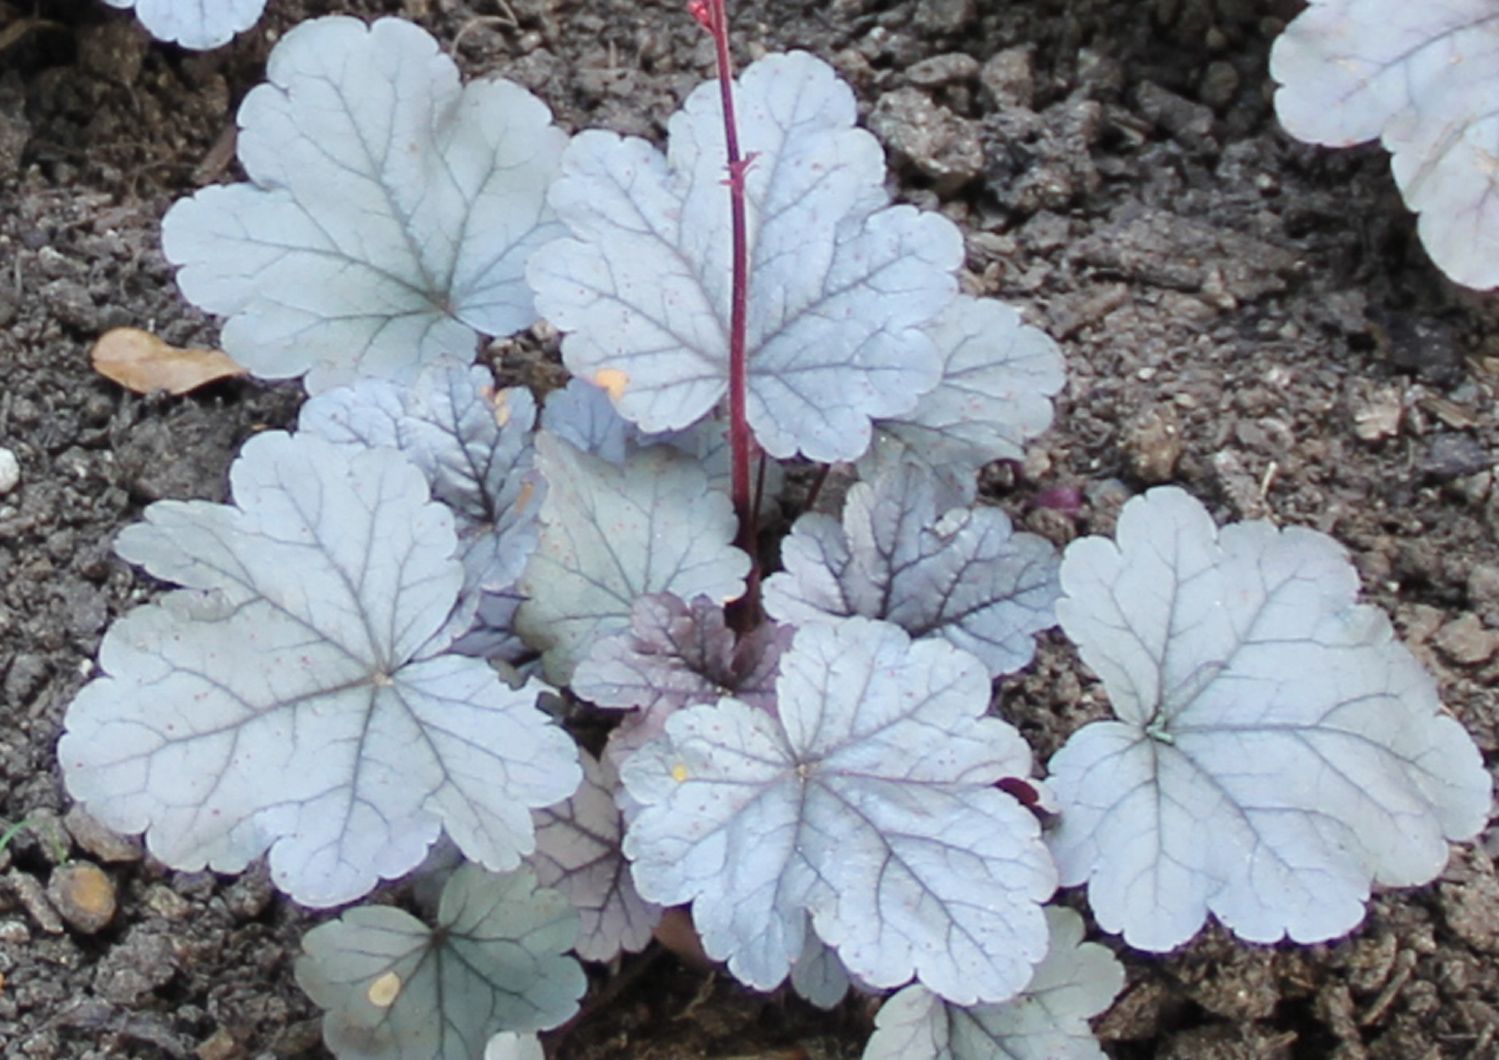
[{"left": 691, "top": 0, "right": 761, "bottom": 625}]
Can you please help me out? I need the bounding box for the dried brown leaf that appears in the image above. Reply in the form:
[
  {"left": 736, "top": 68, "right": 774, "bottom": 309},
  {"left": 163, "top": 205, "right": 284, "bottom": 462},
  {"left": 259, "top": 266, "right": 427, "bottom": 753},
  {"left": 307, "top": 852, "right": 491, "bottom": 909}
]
[{"left": 91, "top": 327, "right": 246, "bottom": 395}]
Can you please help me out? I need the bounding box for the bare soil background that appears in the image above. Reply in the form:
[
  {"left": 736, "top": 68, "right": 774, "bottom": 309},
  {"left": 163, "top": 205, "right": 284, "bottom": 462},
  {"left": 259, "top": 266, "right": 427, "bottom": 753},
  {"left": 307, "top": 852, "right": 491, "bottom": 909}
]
[{"left": 3, "top": 0, "right": 1499, "bottom": 1056}]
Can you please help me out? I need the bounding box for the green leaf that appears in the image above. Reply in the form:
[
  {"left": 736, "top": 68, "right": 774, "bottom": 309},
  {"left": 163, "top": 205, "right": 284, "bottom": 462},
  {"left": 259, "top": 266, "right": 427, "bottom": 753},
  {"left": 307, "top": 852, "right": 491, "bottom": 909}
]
[{"left": 296, "top": 865, "right": 585, "bottom": 1059}]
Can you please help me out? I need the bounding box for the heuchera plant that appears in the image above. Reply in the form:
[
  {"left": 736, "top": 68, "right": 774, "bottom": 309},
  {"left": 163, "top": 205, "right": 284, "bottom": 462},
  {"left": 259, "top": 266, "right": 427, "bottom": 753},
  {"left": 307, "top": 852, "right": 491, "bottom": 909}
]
[
  {"left": 102, "top": 0, "right": 268, "bottom": 49},
  {"left": 59, "top": 8, "right": 1492, "bottom": 1059},
  {"left": 1270, "top": 0, "right": 1499, "bottom": 289}
]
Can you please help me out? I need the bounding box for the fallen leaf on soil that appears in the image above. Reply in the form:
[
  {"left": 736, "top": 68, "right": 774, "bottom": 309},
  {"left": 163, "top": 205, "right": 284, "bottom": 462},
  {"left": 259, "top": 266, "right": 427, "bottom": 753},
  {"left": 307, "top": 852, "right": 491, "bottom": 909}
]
[{"left": 91, "top": 327, "right": 246, "bottom": 395}]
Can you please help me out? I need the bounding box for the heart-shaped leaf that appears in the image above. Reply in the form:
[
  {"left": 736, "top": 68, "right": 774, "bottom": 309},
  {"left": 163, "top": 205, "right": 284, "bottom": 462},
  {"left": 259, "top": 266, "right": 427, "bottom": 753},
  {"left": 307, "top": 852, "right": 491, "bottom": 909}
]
[
  {"left": 163, "top": 17, "right": 567, "bottom": 389},
  {"left": 60, "top": 431, "right": 579, "bottom": 907},
  {"left": 765, "top": 463, "right": 1060, "bottom": 678},
  {"left": 622, "top": 617, "right": 1056, "bottom": 1005},
  {"left": 296, "top": 865, "right": 584, "bottom": 1059},
  {"left": 1049, "top": 487, "right": 1491, "bottom": 951},
  {"left": 528, "top": 51, "right": 963, "bottom": 461}
]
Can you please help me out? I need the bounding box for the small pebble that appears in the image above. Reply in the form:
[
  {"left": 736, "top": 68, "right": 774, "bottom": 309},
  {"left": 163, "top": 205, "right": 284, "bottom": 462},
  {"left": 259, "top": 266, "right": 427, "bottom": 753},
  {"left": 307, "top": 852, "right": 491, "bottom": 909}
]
[
  {"left": 64, "top": 806, "right": 143, "bottom": 864},
  {"left": 907, "top": 52, "right": 979, "bottom": 88},
  {"left": 979, "top": 47, "right": 1034, "bottom": 108},
  {"left": 195, "top": 1027, "right": 242, "bottom": 1060},
  {"left": 0, "top": 447, "right": 18, "bottom": 496},
  {"left": 223, "top": 873, "right": 273, "bottom": 921},
  {"left": 0, "top": 917, "right": 30, "bottom": 944},
  {"left": 1198, "top": 60, "right": 1240, "bottom": 109},
  {"left": 5, "top": 870, "right": 63, "bottom": 934},
  {"left": 869, "top": 88, "right": 984, "bottom": 192},
  {"left": 1467, "top": 563, "right": 1499, "bottom": 626},
  {"left": 1441, "top": 872, "right": 1499, "bottom": 953},
  {"left": 1350, "top": 383, "right": 1404, "bottom": 442},
  {"left": 1433, "top": 613, "right": 1499, "bottom": 666},
  {"left": 914, "top": 0, "right": 974, "bottom": 33},
  {"left": 1419, "top": 433, "right": 1490, "bottom": 482},
  {"left": 1124, "top": 406, "right": 1184, "bottom": 484},
  {"left": 143, "top": 882, "right": 193, "bottom": 920},
  {"left": 48, "top": 861, "right": 117, "bottom": 933}
]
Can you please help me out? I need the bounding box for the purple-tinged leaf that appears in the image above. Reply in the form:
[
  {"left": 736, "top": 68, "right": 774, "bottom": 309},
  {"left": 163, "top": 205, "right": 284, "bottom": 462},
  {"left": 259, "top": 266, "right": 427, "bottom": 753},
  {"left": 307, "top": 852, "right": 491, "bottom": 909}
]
[
  {"left": 300, "top": 358, "right": 543, "bottom": 595},
  {"left": 541, "top": 378, "right": 784, "bottom": 501},
  {"left": 449, "top": 588, "right": 530, "bottom": 665},
  {"left": 529, "top": 751, "right": 662, "bottom": 962},
  {"left": 765, "top": 463, "right": 1060, "bottom": 678},
  {"left": 540, "top": 378, "right": 640, "bottom": 466},
  {"left": 574, "top": 592, "right": 789, "bottom": 715}
]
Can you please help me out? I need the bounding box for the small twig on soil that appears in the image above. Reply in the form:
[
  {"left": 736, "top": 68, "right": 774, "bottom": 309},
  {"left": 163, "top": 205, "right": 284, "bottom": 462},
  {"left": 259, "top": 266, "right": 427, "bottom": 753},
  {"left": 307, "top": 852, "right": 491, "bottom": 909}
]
[
  {"left": 1359, "top": 947, "right": 1415, "bottom": 1027},
  {"left": 452, "top": 9, "right": 520, "bottom": 54}
]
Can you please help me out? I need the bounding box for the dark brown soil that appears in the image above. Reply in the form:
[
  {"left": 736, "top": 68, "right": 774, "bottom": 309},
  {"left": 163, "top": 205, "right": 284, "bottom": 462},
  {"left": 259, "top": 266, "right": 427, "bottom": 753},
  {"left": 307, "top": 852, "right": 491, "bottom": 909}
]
[{"left": 3, "top": 0, "right": 1498, "bottom": 1057}]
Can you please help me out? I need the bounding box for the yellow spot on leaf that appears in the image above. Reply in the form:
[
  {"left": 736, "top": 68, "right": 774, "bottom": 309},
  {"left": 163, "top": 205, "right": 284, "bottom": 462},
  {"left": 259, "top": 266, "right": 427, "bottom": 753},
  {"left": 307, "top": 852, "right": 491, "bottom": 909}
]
[
  {"left": 492, "top": 389, "right": 513, "bottom": 428},
  {"left": 594, "top": 368, "right": 630, "bottom": 402},
  {"left": 514, "top": 479, "right": 535, "bottom": 514},
  {"left": 671, "top": 762, "right": 690, "bottom": 783},
  {"left": 367, "top": 971, "right": 402, "bottom": 1008}
]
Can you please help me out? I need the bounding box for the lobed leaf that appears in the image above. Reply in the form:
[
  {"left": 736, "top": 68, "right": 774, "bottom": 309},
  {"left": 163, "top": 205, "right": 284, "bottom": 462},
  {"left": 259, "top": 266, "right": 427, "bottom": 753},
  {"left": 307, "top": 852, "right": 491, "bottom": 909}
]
[
  {"left": 527, "top": 51, "right": 962, "bottom": 461},
  {"left": 621, "top": 617, "right": 1057, "bottom": 1005},
  {"left": 790, "top": 926, "right": 853, "bottom": 1010},
  {"left": 101, "top": 0, "right": 265, "bottom": 49},
  {"left": 483, "top": 1034, "right": 544, "bottom": 1060},
  {"left": 577, "top": 592, "right": 792, "bottom": 789},
  {"left": 866, "top": 297, "right": 1064, "bottom": 496},
  {"left": 300, "top": 358, "right": 543, "bottom": 595},
  {"left": 59, "top": 431, "right": 579, "bottom": 907},
  {"left": 1049, "top": 487, "right": 1492, "bottom": 951},
  {"left": 516, "top": 434, "right": 749, "bottom": 683},
  {"left": 539, "top": 377, "right": 641, "bottom": 467},
  {"left": 163, "top": 17, "right": 566, "bottom": 389},
  {"left": 574, "top": 592, "right": 788, "bottom": 716},
  {"left": 296, "top": 865, "right": 584, "bottom": 1059},
  {"left": 862, "top": 907, "right": 1123, "bottom": 1060},
  {"left": 539, "top": 378, "right": 747, "bottom": 495},
  {"left": 765, "top": 463, "right": 1060, "bottom": 678},
  {"left": 528, "top": 750, "right": 662, "bottom": 962},
  {"left": 1270, "top": 0, "right": 1499, "bottom": 288}
]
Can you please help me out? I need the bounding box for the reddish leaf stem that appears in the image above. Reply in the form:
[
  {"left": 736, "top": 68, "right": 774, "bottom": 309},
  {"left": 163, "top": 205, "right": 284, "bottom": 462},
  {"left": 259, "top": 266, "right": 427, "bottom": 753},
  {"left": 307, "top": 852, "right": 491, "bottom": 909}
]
[{"left": 694, "top": 0, "right": 760, "bottom": 624}]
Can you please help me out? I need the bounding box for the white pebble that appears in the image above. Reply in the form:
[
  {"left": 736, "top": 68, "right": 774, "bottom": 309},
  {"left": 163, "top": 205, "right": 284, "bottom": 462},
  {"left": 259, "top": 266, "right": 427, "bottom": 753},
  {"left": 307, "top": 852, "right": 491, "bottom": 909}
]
[{"left": 0, "top": 448, "right": 17, "bottom": 496}]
